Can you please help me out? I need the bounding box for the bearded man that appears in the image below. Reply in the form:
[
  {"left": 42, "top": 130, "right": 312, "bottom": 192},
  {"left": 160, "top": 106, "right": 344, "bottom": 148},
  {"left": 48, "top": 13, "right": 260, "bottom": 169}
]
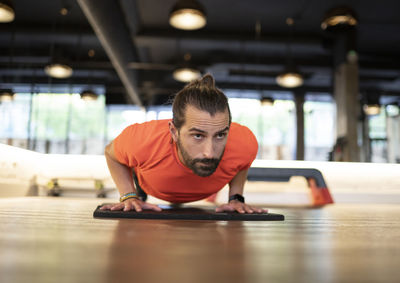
[{"left": 101, "top": 74, "right": 265, "bottom": 214}]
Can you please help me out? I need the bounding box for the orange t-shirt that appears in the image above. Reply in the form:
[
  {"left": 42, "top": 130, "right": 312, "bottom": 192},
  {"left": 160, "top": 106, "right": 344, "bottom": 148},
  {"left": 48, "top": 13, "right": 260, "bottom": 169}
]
[{"left": 113, "top": 119, "right": 258, "bottom": 203}]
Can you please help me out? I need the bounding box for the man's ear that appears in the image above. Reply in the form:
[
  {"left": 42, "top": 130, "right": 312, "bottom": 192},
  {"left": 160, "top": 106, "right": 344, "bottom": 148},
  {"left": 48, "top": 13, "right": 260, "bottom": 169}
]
[{"left": 169, "top": 121, "right": 178, "bottom": 142}]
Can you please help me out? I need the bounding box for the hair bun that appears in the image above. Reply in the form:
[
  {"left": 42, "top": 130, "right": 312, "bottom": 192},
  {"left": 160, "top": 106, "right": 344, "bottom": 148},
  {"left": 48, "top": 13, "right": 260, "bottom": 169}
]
[{"left": 199, "top": 73, "right": 215, "bottom": 88}]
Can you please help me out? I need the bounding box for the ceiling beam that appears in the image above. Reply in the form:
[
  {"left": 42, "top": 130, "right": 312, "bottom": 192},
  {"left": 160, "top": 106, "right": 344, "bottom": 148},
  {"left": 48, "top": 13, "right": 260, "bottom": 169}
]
[
  {"left": 0, "top": 60, "right": 114, "bottom": 70},
  {"left": 0, "top": 24, "right": 94, "bottom": 36},
  {"left": 0, "top": 75, "right": 118, "bottom": 86},
  {"left": 135, "top": 28, "right": 321, "bottom": 46},
  {"left": 77, "top": 0, "right": 143, "bottom": 106},
  {"left": 139, "top": 81, "right": 400, "bottom": 98}
]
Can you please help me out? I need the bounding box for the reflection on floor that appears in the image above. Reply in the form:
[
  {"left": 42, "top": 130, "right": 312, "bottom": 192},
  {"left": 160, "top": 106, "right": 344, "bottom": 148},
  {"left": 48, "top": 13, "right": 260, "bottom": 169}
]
[{"left": 0, "top": 197, "right": 399, "bottom": 283}]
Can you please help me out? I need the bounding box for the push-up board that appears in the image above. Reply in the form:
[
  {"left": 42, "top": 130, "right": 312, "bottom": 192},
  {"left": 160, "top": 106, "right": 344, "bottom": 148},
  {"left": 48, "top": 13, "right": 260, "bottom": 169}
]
[{"left": 93, "top": 204, "right": 284, "bottom": 221}]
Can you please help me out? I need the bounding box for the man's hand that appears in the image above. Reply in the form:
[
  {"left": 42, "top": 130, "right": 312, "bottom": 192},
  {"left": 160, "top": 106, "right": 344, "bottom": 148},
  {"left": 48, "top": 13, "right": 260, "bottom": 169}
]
[
  {"left": 100, "top": 198, "right": 162, "bottom": 212},
  {"left": 215, "top": 200, "right": 268, "bottom": 214}
]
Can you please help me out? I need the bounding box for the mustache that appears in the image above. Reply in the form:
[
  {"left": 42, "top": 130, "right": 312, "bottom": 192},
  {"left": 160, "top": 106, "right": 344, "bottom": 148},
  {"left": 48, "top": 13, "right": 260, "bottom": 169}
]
[{"left": 192, "top": 158, "right": 219, "bottom": 165}]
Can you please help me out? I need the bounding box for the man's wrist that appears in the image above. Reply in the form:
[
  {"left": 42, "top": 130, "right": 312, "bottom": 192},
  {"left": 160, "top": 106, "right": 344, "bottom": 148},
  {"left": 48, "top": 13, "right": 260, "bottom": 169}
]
[
  {"left": 119, "top": 192, "right": 139, "bottom": 202},
  {"left": 229, "top": 194, "right": 245, "bottom": 203}
]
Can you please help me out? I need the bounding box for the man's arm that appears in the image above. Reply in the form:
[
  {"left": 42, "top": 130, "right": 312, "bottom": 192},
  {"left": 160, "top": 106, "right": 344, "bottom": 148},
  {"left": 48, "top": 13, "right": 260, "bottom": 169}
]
[
  {"left": 228, "top": 168, "right": 248, "bottom": 196},
  {"left": 104, "top": 141, "right": 137, "bottom": 196},
  {"left": 215, "top": 169, "right": 267, "bottom": 214},
  {"left": 100, "top": 141, "right": 161, "bottom": 212}
]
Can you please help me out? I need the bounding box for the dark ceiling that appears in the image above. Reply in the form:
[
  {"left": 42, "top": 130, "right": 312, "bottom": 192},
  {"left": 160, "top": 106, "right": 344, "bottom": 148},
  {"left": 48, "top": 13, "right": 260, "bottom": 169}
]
[{"left": 1, "top": 0, "right": 400, "bottom": 106}]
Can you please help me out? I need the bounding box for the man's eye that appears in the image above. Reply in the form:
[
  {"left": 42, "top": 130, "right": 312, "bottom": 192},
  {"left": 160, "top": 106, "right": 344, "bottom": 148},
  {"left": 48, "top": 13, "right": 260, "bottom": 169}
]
[
  {"left": 216, "top": 133, "right": 227, "bottom": 139},
  {"left": 193, "top": 134, "right": 203, "bottom": 139}
]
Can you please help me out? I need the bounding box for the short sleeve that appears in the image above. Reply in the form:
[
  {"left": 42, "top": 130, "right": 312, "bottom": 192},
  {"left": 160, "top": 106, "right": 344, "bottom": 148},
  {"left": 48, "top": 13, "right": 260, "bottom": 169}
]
[
  {"left": 237, "top": 125, "right": 258, "bottom": 170},
  {"left": 225, "top": 123, "right": 258, "bottom": 172},
  {"left": 113, "top": 125, "right": 138, "bottom": 168}
]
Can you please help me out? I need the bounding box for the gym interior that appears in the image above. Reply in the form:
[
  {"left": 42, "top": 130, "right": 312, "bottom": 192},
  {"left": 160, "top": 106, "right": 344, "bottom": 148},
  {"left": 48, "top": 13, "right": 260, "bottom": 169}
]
[{"left": 1, "top": 1, "right": 400, "bottom": 282}]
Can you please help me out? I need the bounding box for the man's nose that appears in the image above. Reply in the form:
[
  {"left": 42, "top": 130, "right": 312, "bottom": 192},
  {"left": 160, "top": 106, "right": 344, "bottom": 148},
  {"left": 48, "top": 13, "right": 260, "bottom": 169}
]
[{"left": 202, "top": 139, "right": 215, "bottom": 159}]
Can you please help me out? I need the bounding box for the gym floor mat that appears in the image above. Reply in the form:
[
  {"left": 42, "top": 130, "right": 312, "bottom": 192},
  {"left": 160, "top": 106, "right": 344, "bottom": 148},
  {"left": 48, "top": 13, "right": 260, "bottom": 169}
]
[{"left": 93, "top": 205, "right": 284, "bottom": 221}]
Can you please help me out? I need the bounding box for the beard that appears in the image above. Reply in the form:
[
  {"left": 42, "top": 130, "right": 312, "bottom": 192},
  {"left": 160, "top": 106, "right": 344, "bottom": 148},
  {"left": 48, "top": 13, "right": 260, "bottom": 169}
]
[{"left": 176, "top": 138, "right": 224, "bottom": 177}]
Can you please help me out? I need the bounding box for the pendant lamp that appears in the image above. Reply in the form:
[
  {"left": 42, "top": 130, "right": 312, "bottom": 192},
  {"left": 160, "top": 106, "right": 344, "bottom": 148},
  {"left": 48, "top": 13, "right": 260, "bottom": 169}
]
[{"left": 169, "top": 0, "right": 206, "bottom": 30}]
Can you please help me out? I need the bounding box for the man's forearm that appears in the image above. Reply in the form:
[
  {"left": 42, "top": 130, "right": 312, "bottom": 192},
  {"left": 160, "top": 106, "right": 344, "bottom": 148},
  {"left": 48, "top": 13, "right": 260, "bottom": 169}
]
[
  {"left": 228, "top": 169, "right": 248, "bottom": 197},
  {"left": 217, "top": 168, "right": 266, "bottom": 214}
]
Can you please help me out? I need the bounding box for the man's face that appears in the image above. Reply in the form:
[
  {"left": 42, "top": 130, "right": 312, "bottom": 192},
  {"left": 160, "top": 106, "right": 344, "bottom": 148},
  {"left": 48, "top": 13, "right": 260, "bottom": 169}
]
[{"left": 170, "top": 105, "right": 230, "bottom": 177}]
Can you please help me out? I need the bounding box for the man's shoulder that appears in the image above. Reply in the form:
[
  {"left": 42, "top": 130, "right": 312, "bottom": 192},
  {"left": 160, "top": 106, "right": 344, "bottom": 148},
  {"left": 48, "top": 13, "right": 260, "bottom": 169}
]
[
  {"left": 227, "top": 122, "right": 258, "bottom": 153},
  {"left": 222, "top": 122, "right": 258, "bottom": 168},
  {"left": 115, "top": 119, "right": 171, "bottom": 150},
  {"left": 229, "top": 122, "right": 255, "bottom": 138},
  {"left": 113, "top": 119, "right": 172, "bottom": 167},
  {"left": 129, "top": 119, "right": 170, "bottom": 130},
  {"left": 121, "top": 119, "right": 170, "bottom": 138}
]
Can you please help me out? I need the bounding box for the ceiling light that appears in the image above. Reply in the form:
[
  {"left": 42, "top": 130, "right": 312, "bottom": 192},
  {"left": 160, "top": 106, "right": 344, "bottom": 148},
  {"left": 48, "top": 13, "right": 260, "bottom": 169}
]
[
  {"left": 60, "top": 7, "right": 69, "bottom": 16},
  {"left": 88, "top": 49, "right": 95, "bottom": 58},
  {"left": 0, "top": 1, "right": 15, "bottom": 23},
  {"left": 386, "top": 104, "right": 399, "bottom": 117},
  {"left": 44, "top": 63, "right": 73, "bottom": 79},
  {"left": 173, "top": 67, "right": 201, "bottom": 82},
  {"left": 0, "top": 89, "right": 15, "bottom": 102},
  {"left": 277, "top": 19, "right": 304, "bottom": 89},
  {"left": 322, "top": 15, "right": 357, "bottom": 29},
  {"left": 276, "top": 72, "right": 304, "bottom": 88},
  {"left": 363, "top": 104, "right": 380, "bottom": 116},
  {"left": 80, "top": 90, "right": 98, "bottom": 101},
  {"left": 321, "top": 6, "right": 357, "bottom": 30},
  {"left": 362, "top": 91, "right": 381, "bottom": 116},
  {"left": 169, "top": 0, "right": 206, "bottom": 30},
  {"left": 261, "top": 97, "right": 274, "bottom": 106}
]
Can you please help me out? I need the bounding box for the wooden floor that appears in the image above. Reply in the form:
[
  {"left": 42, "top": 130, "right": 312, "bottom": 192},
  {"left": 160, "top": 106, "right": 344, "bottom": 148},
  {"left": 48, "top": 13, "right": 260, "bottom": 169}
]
[{"left": 0, "top": 197, "right": 399, "bottom": 283}]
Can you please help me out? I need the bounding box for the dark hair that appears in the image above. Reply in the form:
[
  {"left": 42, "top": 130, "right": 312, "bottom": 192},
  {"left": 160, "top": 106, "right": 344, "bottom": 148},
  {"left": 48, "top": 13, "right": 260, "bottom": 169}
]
[{"left": 172, "top": 74, "right": 231, "bottom": 129}]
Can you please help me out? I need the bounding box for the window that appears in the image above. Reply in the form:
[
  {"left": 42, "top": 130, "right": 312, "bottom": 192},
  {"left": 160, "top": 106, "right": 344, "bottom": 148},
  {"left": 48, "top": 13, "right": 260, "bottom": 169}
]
[
  {"left": 0, "top": 93, "right": 31, "bottom": 148},
  {"left": 304, "top": 101, "right": 335, "bottom": 161},
  {"left": 369, "top": 108, "right": 387, "bottom": 163},
  {"left": 106, "top": 105, "right": 146, "bottom": 142},
  {"left": 228, "top": 98, "right": 296, "bottom": 160},
  {"left": 3, "top": 91, "right": 394, "bottom": 163}
]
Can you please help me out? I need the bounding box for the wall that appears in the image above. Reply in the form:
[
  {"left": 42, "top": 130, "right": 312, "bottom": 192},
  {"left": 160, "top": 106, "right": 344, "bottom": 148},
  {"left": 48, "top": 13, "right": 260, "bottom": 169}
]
[{"left": 1, "top": 144, "right": 400, "bottom": 204}]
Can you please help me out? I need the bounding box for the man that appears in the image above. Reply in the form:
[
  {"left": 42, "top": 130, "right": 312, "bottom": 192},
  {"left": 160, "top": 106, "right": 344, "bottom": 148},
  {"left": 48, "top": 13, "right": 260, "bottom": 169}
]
[{"left": 101, "top": 74, "right": 266, "bottom": 214}]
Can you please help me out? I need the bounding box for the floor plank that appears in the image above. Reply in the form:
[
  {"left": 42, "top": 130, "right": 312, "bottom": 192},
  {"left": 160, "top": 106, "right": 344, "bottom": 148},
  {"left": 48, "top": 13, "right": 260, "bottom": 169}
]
[{"left": 0, "top": 197, "right": 399, "bottom": 283}]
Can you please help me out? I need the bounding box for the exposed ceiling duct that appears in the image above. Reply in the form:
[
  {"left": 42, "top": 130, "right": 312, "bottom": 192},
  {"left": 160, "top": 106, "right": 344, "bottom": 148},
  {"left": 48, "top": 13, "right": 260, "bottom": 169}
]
[{"left": 77, "top": 0, "right": 143, "bottom": 106}]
